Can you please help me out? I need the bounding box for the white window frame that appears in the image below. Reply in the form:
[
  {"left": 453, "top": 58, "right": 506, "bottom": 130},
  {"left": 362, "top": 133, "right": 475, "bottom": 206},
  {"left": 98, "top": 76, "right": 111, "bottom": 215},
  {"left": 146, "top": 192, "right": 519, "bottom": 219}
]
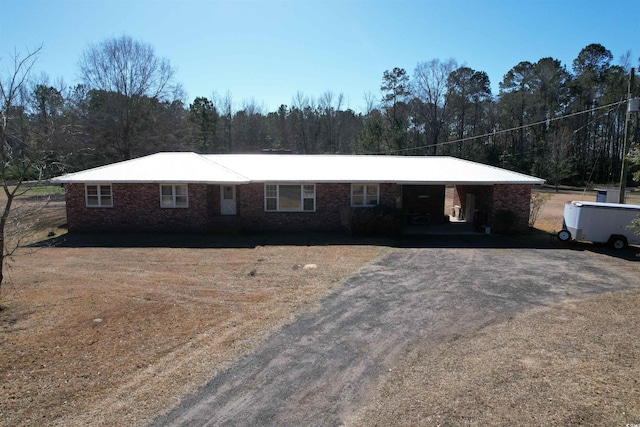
[
  {"left": 351, "top": 184, "right": 380, "bottom": 207},
  {"left": 85, "top": 184, "right": 113, "bottom": 208},
  {"left": 264, "top": 184, "right": 316, "bottom": 212},
  {"left": 160, "top": 184, "right": 189, "bottom": 208}
]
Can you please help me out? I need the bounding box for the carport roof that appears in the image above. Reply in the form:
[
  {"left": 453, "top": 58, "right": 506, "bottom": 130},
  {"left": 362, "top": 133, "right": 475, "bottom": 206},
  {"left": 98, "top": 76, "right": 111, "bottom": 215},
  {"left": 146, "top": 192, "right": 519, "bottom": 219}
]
[{"left": 52, "top": 152, "right": 545, "bottom": 185}]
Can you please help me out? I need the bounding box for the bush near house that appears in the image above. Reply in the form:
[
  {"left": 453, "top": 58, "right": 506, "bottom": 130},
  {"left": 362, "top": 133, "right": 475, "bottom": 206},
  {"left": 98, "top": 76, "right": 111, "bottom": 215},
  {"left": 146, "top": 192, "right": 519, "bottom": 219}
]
[{"left": 340, "top": 205, "right": 405, "bottom": 237}]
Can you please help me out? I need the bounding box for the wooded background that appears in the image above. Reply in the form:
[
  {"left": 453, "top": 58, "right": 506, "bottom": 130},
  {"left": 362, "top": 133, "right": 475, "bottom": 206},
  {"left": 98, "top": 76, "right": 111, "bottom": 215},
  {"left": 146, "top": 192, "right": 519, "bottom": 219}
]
[{"left": 3, "top": 37, "right": 639, "bottom": 187}]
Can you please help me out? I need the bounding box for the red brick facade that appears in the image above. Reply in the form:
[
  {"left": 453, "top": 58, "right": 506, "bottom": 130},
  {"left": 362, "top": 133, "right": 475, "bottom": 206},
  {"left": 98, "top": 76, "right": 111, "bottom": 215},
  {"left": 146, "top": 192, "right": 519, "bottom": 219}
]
[
  {"left": 65, "top": 182, "right": 398, "bottom": 232},
  {"left": 66, "top": 182, "right": 531, "bottom": 233},
  {"left": 453, "top": 184, "right": 531, "bottom": 232},
  {"left": 65, "top": 183, "right": 220, "bottom": 232},
  {"left": 237, "top": 183, "right": 397, "bottom": 231}
]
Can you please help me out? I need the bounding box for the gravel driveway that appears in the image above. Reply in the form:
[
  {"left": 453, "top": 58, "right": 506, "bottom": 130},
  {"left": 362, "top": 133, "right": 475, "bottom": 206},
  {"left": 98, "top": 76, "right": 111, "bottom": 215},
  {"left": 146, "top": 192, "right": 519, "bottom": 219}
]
[{"left": 152, "top": 237, "right": 639, "bottom": 426}]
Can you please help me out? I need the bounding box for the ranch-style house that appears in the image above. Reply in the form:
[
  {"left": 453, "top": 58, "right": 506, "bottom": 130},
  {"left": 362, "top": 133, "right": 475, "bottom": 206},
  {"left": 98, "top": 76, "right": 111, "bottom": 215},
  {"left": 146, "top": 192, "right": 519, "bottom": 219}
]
[{"left": 51, "top": 152, "right": 545, "bottom": 233}]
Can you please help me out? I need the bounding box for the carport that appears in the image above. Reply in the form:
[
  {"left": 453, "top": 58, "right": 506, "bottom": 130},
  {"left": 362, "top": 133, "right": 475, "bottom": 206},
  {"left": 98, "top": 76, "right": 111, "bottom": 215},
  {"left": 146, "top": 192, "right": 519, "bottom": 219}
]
[
  {"left": 400, "top": 185, "right": 447, "bottom": 225},
  {"left": 401, "top": 182, "right": 537, "bottom": 234}
]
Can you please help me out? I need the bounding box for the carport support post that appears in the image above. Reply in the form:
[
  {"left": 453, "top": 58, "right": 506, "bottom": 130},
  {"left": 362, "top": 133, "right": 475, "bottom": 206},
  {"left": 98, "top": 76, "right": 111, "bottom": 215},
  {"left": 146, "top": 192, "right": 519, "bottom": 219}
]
[{"left": 618, "top": 67, "right": 635, "bottom": 204}]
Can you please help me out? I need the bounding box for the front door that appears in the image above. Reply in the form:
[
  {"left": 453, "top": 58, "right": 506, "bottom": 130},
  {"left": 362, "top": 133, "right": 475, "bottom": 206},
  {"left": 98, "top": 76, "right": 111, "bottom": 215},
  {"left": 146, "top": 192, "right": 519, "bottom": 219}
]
[{"left": 221, "top": 185, "right": 237, "bottom": 215}]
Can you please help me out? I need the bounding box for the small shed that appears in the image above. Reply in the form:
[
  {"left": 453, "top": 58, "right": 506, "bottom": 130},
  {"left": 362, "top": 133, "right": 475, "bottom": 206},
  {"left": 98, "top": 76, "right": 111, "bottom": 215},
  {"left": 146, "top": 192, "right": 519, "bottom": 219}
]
[{"left": 595, "top": 188, "right": 620, "bottom": 203}]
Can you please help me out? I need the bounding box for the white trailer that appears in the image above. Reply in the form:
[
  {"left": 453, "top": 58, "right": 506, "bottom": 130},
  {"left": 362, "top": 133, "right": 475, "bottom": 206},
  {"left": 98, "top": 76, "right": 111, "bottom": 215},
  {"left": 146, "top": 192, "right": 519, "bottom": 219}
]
[{"left": 557, "top": 201, "right": 640, "bottom": 249}]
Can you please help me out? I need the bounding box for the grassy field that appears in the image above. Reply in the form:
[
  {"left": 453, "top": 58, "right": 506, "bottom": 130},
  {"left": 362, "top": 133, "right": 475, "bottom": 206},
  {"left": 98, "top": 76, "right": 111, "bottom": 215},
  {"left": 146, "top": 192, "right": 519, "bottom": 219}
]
[
  {"left": 531, "top": 185, "right": 640, "bottom": 233},
  {"left": 0, "top": 185, "right": 639, "bottom": 426},
  {"left": 0, "top": 185, "right": 67, "bottom": 251}
]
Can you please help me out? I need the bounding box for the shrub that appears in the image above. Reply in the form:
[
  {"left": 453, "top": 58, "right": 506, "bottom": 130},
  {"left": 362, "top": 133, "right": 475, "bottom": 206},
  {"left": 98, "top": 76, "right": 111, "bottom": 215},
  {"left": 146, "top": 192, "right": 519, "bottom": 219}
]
[
  {"left": 628, "top": 215, "right": 640, "bottom": 236},
  {"left": 529, "top": 193, "right": 551, "bottom": 228},
  {"left": 340, "top": 205, "right": 405, "bottom": 237}
]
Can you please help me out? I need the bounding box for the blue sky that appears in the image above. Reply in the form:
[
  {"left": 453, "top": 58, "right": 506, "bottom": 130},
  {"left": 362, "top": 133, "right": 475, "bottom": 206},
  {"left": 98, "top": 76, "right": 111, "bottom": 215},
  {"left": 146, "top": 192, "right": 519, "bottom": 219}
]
[{"left": 2, "top": 0, "right": 638, "bottom": 112}]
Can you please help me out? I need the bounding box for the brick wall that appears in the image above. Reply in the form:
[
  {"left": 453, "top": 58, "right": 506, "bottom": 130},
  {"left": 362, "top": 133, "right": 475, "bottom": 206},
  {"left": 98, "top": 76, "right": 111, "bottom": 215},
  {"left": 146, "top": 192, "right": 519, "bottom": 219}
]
[
  {"left": 453, "top": 184, "right": 531, "bottom": 233},
  {"left": 65, "top": 182, "right": 399, "bottom": 232},
  {"left": 491, "top": 184, "right": 531, "bottom": 232},
  {"left": 65, "top": 183, "right": 214, "bottom": 232},
  {"left": 238, "top": 183, "right": 397, "bottom": 231}
]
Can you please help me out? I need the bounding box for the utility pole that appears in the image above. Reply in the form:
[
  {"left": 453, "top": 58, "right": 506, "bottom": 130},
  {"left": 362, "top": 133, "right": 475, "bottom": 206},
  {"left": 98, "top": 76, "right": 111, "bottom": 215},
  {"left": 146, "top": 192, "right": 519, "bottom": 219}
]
[{"left": 618, "top": 67, "right": 636, "bottom": 204}]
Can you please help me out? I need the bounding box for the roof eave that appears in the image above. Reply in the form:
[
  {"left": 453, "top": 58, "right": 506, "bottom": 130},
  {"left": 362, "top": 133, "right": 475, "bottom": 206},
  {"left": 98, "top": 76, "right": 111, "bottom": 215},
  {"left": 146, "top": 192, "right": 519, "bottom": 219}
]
[
  {"left": 52, "top": 178, "right": 544, "bottom": 185},
  {"left": 52, "top": 179, "right": 250, "bottom": 185}
]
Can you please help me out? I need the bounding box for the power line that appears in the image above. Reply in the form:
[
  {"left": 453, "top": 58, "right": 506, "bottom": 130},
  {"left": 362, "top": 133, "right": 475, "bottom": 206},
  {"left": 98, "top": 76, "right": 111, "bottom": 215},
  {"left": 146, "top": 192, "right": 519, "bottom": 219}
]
[{"left": 379, "top": 99, "right": 627, "bottom": 155}]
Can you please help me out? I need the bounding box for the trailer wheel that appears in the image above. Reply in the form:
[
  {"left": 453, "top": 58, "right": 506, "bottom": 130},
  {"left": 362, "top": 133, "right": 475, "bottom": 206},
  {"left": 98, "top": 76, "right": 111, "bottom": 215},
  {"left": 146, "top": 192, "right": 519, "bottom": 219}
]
[
  {"left": 609, "top": 235, "right": 628, "bottom": 250},
  {"left": 557, "top": 230, "right": 571, "bottom": 242}
]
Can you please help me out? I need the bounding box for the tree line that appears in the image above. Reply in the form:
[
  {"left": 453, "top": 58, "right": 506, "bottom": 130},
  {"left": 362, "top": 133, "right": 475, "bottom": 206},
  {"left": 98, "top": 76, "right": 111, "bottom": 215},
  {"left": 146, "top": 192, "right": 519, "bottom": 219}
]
[{"left": 2, "top": 36, "right": 639, "bottom": 187}]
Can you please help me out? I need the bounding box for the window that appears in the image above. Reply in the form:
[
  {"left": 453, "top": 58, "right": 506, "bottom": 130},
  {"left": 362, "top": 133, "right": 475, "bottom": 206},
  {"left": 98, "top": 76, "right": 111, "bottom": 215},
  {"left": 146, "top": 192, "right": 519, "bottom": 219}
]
[
  {"left": 223, "top": 185, "right": 234, "bottom": 200},
  {"left": 265, "top": 184, "right": 315, "bottom": 212},
  {"left": 351, "top": 184, "right": 379, "bottom": 207},
  {"left": 160, "top": 184, "right": 188, "bottom": 208},
  {"left": 85, "top": 185, "right": 112, "bottom": 207}
]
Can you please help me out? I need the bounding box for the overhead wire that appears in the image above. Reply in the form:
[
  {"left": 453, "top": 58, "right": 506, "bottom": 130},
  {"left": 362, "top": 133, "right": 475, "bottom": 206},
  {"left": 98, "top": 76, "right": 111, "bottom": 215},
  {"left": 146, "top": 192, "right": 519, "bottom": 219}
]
[{"left": 376, "top": 99, "right": 627, "bottom": 155}]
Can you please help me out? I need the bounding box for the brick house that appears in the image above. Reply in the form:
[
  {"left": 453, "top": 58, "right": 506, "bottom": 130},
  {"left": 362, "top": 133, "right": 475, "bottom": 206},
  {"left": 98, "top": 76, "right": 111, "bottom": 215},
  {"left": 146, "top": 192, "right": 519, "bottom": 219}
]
[{"left": 52, "top": 153, "right": 544, "bottom": 233}]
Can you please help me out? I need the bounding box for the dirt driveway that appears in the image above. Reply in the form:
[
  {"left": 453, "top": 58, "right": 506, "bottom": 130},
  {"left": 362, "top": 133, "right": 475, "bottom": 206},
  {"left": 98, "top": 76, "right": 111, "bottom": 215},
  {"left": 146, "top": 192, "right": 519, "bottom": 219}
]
[{"left": 152, "top": 238, "right": 640, "bottom": 426}]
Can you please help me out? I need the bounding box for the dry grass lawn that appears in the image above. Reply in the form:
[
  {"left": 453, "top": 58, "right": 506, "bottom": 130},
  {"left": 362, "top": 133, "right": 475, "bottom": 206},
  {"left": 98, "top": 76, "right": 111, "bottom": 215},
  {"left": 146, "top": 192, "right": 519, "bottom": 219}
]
[
  {"left": 348, "top": 186, "right": 640, "bottom": 426},
  {"left": 0, "top": 189, "right": 386, "bottom": 426},
  {"left": 532, "top": 186, "right": 640, "bottom": 233},
  {"left": 1, "top": 185, "right": 639, "bottom": 426},
  {"left": 350, "top": 289, "right": 640, "bottom": 426},
  {"left": 1, "top": 242, "right": 385, "bottom": 427}
]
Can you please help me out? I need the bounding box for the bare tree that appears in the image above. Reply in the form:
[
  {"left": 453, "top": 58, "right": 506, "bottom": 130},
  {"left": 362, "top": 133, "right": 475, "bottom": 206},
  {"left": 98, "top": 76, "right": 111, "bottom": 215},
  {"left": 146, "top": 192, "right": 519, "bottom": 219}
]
[
  {"left": 619, "top": 50, "right": 633, "bottom": 72},
  {"left": 79, "top": 35, "right": 180, "bottom": 160},
  {"left": 363, "top": 91, "right": 378, "bottom": 115},
  {"left": 412, "top": 59, "right": 458, "bottom": 153},
  {"left": 212, "top": 91, "right": 234, "bottom": 152},
  {"left": 0, "top": 46, "right": 53, "bottom": 294},
  {"left": 80, "top": 35, "right": 175, "bottom": 99},
  {"left": 237, "top": 99, "right": 266, "bottom": 151},
  {"left": 30, "top": 73, "right": 67, "bottom": 154},
  {"left": 318, "top": 90, "right": 344, "bottom": 152},
  {"left": 291, "top": 91, "right": 316, "bottom": 153}
]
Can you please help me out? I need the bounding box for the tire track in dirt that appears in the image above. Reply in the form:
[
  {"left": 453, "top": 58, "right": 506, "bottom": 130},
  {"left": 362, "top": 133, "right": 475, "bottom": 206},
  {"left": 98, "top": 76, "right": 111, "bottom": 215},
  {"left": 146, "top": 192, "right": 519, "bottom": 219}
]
[{"left": 152, "top": 244, "right": 638, "bottom": 426}]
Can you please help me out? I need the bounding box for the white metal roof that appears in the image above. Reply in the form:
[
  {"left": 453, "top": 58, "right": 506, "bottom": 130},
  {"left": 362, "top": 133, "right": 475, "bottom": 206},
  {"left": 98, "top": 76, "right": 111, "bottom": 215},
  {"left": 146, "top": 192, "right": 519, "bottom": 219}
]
[
  {"left": 52, "top": 153, "right": 545, "bottom": 185},
  {"left": 206, "top": 154, "right": 544, "bottom": 184},
  {"left": 51, "top": 152, "right": 250, "bottom": 184}
]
